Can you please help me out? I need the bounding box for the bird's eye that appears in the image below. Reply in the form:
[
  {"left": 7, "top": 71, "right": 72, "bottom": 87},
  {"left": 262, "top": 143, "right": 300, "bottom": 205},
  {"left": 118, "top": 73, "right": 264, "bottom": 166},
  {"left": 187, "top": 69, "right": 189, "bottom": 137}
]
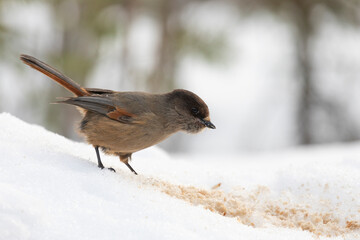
[{"left": 191, "top": 107, "right": 199, "bottom": 115}]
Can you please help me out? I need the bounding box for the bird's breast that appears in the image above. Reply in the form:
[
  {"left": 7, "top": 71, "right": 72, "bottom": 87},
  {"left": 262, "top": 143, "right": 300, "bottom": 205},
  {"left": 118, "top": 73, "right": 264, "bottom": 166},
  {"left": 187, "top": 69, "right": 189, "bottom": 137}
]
[{"left": 79, "top": 112, "right": 173, "bottom": 155}]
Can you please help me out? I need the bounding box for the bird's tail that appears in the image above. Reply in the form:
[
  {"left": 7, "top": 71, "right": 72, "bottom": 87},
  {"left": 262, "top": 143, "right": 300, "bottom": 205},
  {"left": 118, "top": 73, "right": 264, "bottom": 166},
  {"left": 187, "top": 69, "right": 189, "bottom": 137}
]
[{"left": 20, "top": 54, "right": 90, "bottom": 96}]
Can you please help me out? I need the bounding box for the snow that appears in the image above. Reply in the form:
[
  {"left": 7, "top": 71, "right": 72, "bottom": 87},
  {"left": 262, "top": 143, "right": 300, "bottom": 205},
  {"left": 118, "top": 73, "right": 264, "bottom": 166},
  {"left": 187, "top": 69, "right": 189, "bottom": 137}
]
[{"left": 0, "top": 112, "right": 359, "bottom": 240}]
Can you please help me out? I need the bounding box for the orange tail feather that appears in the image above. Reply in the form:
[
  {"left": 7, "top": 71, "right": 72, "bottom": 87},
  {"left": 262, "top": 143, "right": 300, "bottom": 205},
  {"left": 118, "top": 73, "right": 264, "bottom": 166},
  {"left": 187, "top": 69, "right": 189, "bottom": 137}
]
[{"left": 20, "top": 54, "right": 90, "bottom": 96}]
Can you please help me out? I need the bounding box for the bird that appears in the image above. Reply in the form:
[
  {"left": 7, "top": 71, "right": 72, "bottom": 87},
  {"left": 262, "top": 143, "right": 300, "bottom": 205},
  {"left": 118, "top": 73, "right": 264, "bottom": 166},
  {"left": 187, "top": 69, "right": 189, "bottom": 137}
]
[{"left": 20, "top": 54, "right": 215, "bottom": 175}]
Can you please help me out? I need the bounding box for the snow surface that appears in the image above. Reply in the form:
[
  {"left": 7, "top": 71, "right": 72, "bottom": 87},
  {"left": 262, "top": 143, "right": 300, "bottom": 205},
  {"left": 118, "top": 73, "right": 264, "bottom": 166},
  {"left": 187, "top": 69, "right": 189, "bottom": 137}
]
[{"left": 0, "top": 112, "right": 359, "bottom": 240}]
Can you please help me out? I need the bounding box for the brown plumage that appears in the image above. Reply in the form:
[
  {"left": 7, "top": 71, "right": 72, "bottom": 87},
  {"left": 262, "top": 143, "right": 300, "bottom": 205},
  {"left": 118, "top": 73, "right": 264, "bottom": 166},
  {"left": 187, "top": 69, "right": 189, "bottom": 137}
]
[{"left": 20, "top": 54, "right": 215, "bottom": 174}]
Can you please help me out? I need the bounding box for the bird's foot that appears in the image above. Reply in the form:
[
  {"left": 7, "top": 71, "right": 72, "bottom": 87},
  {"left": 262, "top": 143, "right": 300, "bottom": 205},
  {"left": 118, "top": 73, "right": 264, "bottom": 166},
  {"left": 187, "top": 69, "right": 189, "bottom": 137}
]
[{"left": 97, "top": 165, "right": 115, "bottom": 172}]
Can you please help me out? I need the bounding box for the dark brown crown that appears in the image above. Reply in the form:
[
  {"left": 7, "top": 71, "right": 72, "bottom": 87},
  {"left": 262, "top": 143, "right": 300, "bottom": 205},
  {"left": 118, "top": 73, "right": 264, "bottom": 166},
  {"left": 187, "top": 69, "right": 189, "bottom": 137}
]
[{"left": 168, "top": 89, "right": 209, "bottom": 119}]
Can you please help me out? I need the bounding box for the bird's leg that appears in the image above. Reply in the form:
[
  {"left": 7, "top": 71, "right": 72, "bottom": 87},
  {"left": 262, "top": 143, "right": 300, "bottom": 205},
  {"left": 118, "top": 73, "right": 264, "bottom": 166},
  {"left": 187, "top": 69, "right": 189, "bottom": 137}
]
[
  {"left": 120, "top": 154, "right": 138, "bottom": 175},
  {"left": 125, "top": 162, "right": 138, "bottom": 175},
  {"left": 94, "top": 146, "right": 115, "bottom": 172},
  {"left": 94, "top": 146, "right": 104, "bottom": 169}
]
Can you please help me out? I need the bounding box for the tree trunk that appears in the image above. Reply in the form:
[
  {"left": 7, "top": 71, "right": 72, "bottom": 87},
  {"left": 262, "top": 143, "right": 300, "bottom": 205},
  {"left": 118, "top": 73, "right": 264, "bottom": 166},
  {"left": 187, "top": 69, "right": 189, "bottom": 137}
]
[
  {"left": 120, "top": 0, "right": 135, "bottom": 89},
  {"left": 147, "top": 0, "right": 178, "bottom": 93},
  {"left": 292, "top": 3, "right": 314, "bottom": 145}
]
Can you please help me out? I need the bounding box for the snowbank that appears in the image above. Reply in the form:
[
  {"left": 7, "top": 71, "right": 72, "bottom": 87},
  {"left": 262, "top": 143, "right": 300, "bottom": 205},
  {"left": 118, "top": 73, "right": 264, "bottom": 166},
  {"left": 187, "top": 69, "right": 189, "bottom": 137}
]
[{"left": 0, "top": 112, "right": 359, "bottom": 239}]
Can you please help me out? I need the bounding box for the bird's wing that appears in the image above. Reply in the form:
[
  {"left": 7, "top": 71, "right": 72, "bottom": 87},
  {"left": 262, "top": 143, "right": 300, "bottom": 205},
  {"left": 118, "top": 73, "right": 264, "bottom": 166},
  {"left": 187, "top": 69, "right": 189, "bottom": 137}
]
[{"left": 59, "top": 95, "right": 140, "bottom": 124}]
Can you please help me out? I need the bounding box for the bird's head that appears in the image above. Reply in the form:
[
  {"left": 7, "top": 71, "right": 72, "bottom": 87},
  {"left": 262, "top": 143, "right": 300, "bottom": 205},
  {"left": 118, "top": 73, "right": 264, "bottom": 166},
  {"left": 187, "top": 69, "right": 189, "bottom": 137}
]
[{"left": 168, "top": 89, "right": 215, "bottom": 133}]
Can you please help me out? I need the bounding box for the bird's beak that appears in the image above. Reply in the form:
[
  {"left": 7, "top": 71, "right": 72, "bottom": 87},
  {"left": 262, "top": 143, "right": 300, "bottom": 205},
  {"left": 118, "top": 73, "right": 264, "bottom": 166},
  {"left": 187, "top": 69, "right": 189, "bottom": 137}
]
[{"left": 201, "top": 118, "right": 216, "bottom": 129}]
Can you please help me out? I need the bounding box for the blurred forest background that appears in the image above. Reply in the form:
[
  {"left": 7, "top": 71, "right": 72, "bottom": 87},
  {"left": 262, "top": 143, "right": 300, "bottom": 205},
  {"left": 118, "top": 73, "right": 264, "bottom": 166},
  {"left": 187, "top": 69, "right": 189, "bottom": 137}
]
[{"left": 1, "top": 0, "right": 360, "bottom": 154}]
